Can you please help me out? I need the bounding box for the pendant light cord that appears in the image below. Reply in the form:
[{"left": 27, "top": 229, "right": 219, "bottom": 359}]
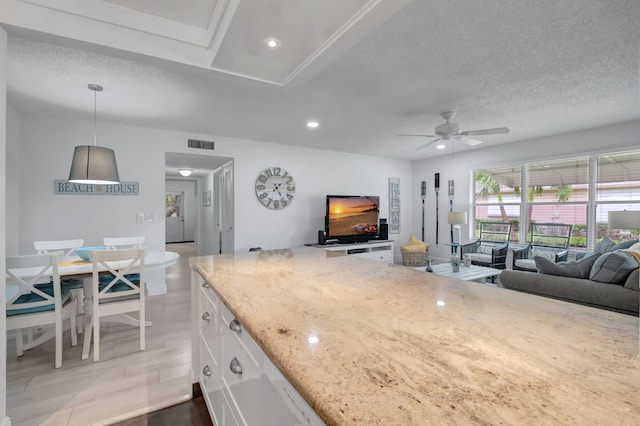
[{"left": 88, "top": 84, "right": 103, "bottom": 147}]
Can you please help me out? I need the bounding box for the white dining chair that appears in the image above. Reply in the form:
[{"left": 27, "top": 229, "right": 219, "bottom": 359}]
[
  {"left": 6, "top": 251, "right": 78, "bottom": 368},
  {"left": 34, "top": 238, "right": 85, "bottom": 333},
  {"left": 103, "top": 236, "right": 145, "bottom": 249},
  {"left": 83, "top": 247, "right": 146, "bottom": 361}
]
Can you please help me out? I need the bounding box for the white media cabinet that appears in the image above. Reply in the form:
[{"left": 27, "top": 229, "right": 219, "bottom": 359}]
[{"left": 316, "top": 240, "right": 394, "bottom": 263}]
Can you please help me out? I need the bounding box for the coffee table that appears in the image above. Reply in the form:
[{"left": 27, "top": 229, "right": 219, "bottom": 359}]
[{"left": 413, "top": 263, "right": 502, "bottom": 284}]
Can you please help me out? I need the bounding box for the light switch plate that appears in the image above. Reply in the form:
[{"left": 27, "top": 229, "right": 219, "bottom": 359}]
[
  {"left": 136, "top": 213, "right": 145, "bottom": 223},
  {"left": 145, "top": 213, "right": 155, "bottom": 223}
]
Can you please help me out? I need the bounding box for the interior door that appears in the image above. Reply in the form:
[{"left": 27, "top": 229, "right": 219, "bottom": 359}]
[
  {"left": 221, "top": 162, "right": 234, "bottom": 253},
  {"left": 165, "top": 191, "right": 185, "bottom": 243}
]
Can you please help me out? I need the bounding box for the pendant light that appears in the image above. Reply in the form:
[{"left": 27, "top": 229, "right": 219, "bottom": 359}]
[{"left": 68, "top": 84, "right": 120, "bottom": 184}]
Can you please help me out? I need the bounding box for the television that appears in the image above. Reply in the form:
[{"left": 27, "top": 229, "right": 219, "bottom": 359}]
[{"left": 325, "top": 195, "right": 380, "bottom": 244}]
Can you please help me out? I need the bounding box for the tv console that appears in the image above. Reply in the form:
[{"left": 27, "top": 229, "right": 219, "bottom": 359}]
[{"left": 309, "top": 240, "right": 394, "bottom": 263}]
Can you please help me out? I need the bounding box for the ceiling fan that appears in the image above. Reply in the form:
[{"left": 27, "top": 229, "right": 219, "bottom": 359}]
[{"left": 399, "top": 111, "right": 509, "bottom": 150}]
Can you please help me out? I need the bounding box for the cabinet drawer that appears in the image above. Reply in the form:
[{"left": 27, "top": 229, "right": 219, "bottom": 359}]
[
  {"left": 264, "top": 357, "right": 325, "bottom": 426},
  {"left": 370, "top": 250, "right": 392, "bottom": 262},
  {"left": 199, "top": 287, "right": 222, "bottom": 350},
  {"left": 199, "top": 342, "right": 224, "bottom": 426},
  {"left": 220, "top": 302, "right": 263, "bottom": 368}
]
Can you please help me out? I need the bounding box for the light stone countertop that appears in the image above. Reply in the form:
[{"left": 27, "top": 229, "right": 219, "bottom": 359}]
[{"left": 191, "top": 247, "right": 640, "bottom": 426}]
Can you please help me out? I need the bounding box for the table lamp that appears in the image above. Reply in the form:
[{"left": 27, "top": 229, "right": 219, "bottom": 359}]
[
  {"left": 608, "top": 210, "right": 640, "bottom": 358},
  {"left": 448, "top": 211, "right": 468, "bottom": 245}
]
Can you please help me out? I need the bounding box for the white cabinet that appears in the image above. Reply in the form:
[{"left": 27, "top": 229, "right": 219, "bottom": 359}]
[
  {"left": 320, "top": 240, "right": 394, "bottom": 263},
  {"left": 192, "top": 268, "right": 325, "bottom": 426}
]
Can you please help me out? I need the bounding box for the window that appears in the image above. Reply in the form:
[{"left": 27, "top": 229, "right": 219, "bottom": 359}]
[{"left": 474, "top": 150, "right": 640, "bottom": 250}]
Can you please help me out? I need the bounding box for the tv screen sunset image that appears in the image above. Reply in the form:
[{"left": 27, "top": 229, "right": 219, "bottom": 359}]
[{"left": 328, "top": 197, "right": 379, "bottom": 236}]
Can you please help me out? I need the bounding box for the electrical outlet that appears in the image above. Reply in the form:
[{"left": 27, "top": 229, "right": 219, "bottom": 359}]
[
  {"left": 145, "top": 213, "right": 155, "bottom": 223},
  {"left": 136, "top": 213, "right": 145, "bottom": 223}
]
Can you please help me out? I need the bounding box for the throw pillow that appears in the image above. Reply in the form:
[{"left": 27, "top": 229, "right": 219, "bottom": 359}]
[
  {"left": 477, "top": 245, "right": 494, "bottom": 255},
  {"left": 403, "top": 235, "right": 429, "bottom": 252},
  {"left": 589, "top": 252, "right": 638, "bottom": 284},
  {"left": 534, "top": 253, "right": 601, "bottom": 279},
  {"left": 530, "top": 246, "right": 556, "bottom": 261},
  {"left": 593, "top": 237, "right": 616, "bottom": 254},
  {"left": 611, "top": 239, "right": 639, "bottom": 251}
]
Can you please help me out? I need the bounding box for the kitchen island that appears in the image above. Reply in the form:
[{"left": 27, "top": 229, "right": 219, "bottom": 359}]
[{"left": 191, "top": 247, "right": 640, "bottom": 425}]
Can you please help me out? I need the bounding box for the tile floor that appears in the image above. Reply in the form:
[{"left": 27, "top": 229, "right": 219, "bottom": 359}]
[{"left": 6, "top": 243, "right": 196, "bottom": 426}]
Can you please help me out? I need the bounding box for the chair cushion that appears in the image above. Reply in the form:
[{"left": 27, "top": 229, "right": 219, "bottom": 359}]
[
  {"left": 589, "top": 252, "right": 638, "bottom": 284},
  {"left": 98, "top": 276, "right": 141, "bottom": 303},
  {"left": 514, "top": 258, "right": 537, "bottom": 270},
  {"left": 467, "top": 253, "right": 492, "bottom": 263},
  {"left": 61, "top": 277, "right": 84, "bottom": 289},
  {"left": 534, "top": 253, "right": 601, "bottom": 279},
  {"left": 7, "top": 285, "right": 72, "bottom": 317}
]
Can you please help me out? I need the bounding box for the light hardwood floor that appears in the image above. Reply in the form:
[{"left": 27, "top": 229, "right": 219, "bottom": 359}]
[{"left": 6, "top": 243, "right": 196, "bottom": 426}]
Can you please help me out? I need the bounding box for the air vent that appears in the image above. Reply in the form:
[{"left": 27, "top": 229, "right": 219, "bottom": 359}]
[{"left": 187, "top": 139, "right": 215, "bottom": 150}]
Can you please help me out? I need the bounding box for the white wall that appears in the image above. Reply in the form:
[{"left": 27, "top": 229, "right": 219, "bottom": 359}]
[
  {"left": 1, "top": 25, "right": 9, "bottom": 426},
  {"left": 165, "top": 179, "right": 197, "bottom": 242},
  {"left": 414, "top": 119, "right": 640, "bottom": 262},
  {"left": 8, "top": 113, "right": 414, "bottom": 262}
]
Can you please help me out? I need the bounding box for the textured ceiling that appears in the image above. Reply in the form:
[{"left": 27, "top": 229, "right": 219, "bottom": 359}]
[{"left": 2, "top": 0, "right": 640, "bottom": 162}]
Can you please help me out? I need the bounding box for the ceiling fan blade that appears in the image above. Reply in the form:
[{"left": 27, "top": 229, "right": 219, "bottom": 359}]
[
  {"left": 416, "top": 138, "right": 442, "bottom": 150},
  {"left": 460, "top": 127, "right": 509, "bottom": 136},
  {"left": 397, "top": 133, "right": 437, "bottom": 138},
  {"left": 456, "top": 136, "right": 483, "bottom": 146}
]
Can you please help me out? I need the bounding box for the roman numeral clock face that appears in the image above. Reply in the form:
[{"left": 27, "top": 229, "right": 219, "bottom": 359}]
[{"left": 255, "top": 167, "right": 296, "bottom": 210}]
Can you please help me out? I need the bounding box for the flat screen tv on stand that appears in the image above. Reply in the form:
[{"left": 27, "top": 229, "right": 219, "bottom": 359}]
[{"left": 325, "top": 195, "right": 380, "bottom": 244}]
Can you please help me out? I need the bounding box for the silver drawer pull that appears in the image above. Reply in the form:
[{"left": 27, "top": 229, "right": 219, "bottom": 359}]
[
  {"left": 202, "top": 365, "right": 212, "bottom": 377},
  {"left": 229, "top": 319, "right": 242, "bottom": 333},
  {"left": 201, "top": 281, "right": 209, "bottom": 289},
  {"left": 201, "top": 311, "right": 211, "bottom": 321},
  {"left": 230, "top": 357, "right": 243, "bottom": 375}
]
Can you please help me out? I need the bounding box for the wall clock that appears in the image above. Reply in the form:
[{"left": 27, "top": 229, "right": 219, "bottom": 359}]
[{"left": 255, "top": 166, "right": 296, "bottom": 210}]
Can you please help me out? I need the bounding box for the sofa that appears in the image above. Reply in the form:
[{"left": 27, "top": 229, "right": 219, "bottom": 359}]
[{"left": 501, "top": 244, "right": 640, "bottom": 315}]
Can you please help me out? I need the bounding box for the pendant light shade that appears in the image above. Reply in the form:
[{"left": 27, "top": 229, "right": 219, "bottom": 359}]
[
  {"left": 68, "top": 145, "right": 120, "bottom": 184},
  {"left": 68, "top": 84, "right": 120, "bottom": 185}
]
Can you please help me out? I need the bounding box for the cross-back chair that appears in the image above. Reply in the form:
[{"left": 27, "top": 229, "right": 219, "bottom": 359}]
[
  {"left": 6, "top": 251, "right": 78, "bottom": 368},
  {"left": 34, "top": 238, "right": 85, "bottom": 332},
  {"left": 82, "top": 247, "right": 146, "bottom": 361},
  {"left": 460, "top": 222, "right": 512, "bottom": 270},
  {"left": 103, "top": 236, "right": 145, "bottom": 249},
  {"left": 512, "top": 222, "right": 573, "bottom": 272}
]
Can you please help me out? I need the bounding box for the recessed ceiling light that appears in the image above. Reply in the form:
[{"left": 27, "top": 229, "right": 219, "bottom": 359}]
[
  {"left": 264, "top": 37, "right": 281, "bottom": 49},
  {"left": 436, "top": 143, "right": 446, "bottom": 149},
  {"left": 307, "top": 120, "right": 319, "bottom": 129},
  {"left": 178, "top": 169, "right": 193, "bottom": 177}
]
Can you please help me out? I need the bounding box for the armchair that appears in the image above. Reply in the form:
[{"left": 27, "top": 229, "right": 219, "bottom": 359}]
[
  {"left": 461, "top": 222, "right": 512, "bottom": 269},
  {"left": 512, "top": 223, "right": 573, "bottom": 272}
]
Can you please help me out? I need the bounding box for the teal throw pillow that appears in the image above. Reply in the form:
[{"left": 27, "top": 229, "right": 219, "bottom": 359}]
[{"left": 593, "top": 237, "right": 616, "bottom": 254}]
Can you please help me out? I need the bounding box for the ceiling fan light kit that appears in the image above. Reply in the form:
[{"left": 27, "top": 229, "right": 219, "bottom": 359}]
[{"left": 399, "top": 111, "right": 510, "bottom": 151}]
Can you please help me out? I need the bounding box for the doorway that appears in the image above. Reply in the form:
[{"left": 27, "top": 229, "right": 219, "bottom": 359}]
[{"left": 165, "top": 191, "right": 185, "bottom": 243}]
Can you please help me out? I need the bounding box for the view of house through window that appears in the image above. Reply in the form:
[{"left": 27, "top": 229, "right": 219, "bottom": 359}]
[{"left": 474, "top": 150, "right": 640, "bottom": 251}]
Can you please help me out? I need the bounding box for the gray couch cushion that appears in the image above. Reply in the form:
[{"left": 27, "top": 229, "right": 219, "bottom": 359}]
[
  {"left": 589, "top": 252, "right": 638, "bottom": 284},
  {"left": 624, "top": 269, "right": 639, "bottom": 291},
  {"left": 500, "top": 270, "right": 639, "bottom": 315},
  {"left": 534, "top": 253, "right": 601, "bottom": 279}
]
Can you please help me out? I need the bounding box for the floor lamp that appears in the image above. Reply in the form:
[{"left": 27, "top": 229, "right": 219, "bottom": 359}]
[{"left": 608, "top": 210, "right": 640, "bottom": 358}]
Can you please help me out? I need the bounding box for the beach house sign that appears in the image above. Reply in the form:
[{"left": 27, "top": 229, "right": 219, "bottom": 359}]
[{"left": 55, "top": 180, "right": 139, "bottom": 195}]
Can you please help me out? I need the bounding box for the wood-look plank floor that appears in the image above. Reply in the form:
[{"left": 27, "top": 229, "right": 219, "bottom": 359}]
[{"left": 6, "top": 243, "right": 196, "bottom": 426}]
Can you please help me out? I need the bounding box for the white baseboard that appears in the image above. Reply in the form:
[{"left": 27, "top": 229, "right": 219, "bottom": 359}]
[{"left": 1, "top": 416, "right": 12, "bottom": 426}]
